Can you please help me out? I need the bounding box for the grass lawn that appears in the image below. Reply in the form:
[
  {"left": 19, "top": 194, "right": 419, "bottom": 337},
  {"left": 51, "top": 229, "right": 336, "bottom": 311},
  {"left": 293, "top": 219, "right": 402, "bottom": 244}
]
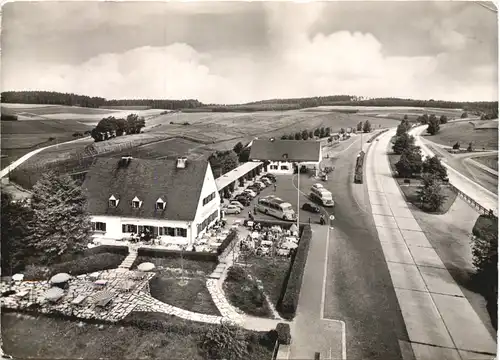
[
  {"left": 244, "top": 255, "right": 291, "bottom": 307},
  {"left": 223, "top": 266, "right": 274, "bottom": 318},
  {"left": 427, "top": 122, "right": 498, "bottom": 150},
  {"left": 472, "top": 155, "right": 498, "bottom": 171},
  {"left": 132, "top": 256, "right": 217, "bottom": 275},
  {"left": 2, "top": 312, "right": 275, "bottom": 360},
  {"left": 388, "top": 154, "right": 457, "bottom": 214},
  {"left": 149, "top": 274, "right": 221, "bottom": 316}
]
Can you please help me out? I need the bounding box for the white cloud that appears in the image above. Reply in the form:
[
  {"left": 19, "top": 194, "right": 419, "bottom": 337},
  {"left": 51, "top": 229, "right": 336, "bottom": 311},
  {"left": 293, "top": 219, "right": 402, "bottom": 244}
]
[{"left": 2, "top": 27, "right": 497, "bottom": 103}]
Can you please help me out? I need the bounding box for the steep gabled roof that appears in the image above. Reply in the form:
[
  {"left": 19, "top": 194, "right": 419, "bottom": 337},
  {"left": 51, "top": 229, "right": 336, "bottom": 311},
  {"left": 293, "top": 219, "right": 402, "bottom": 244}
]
[
  {"left": 82, "top": 157, "right": 209, "bottom": 221},
  {"left": 249, "top": 139, "right": 321, "bottom": 162}
]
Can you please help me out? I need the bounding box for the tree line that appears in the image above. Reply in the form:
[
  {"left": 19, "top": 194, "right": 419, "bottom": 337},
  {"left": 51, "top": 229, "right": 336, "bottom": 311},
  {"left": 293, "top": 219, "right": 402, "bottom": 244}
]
[
  {"left": 1, "top": 91, "right": 202, "bottom": 110},
  {"left": 2, "top": 91, "right": 497, "bottom": 114},
  {"left": 280, "top": 126, "right": 332, "bottom": 141}
]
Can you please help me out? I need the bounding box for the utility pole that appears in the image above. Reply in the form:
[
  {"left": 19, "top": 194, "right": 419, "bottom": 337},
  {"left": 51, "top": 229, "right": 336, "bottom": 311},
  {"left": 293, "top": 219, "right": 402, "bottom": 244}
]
[{"left": 297, "top": 163, "right": 300, "bottom": 229}]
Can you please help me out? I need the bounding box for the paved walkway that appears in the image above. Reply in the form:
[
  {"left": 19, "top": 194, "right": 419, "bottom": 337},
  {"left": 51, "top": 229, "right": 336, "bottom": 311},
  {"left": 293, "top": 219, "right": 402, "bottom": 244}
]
[{"left": 366, "top": 130, "right": 496, "bottom": 360}]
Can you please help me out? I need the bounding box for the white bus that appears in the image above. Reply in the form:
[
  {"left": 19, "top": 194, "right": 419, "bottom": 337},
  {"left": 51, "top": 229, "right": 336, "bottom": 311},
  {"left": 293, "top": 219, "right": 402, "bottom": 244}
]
[
  {"left": 310, "top": 186, "right": 335, "bottom": 207},
  {"left": 256, "top": 196, "right": 296, "bottom": 221}
]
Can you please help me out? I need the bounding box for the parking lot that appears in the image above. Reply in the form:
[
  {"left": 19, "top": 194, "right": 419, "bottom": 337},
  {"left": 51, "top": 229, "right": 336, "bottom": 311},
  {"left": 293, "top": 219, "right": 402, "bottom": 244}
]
[{"left": 224, "top": 172, "right": 333, "bottom": 225}]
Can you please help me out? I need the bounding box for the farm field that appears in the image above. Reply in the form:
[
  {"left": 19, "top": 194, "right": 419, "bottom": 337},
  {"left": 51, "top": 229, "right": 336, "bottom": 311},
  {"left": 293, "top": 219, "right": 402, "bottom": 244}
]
[
  {"left": 427, "top": 121, "right": 498, "bottom": 150},
  {"left": 472, "top": 154, "right": 499, "bottom": 171}
]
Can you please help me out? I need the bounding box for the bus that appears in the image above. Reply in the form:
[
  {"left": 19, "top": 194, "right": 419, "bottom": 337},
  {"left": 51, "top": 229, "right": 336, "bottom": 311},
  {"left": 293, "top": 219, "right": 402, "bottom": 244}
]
[
  {"left": 256, "top": 196, "right": 296, "bottom": 221},
  {"left": 310, "top": 186, "right": 335, "bottom": 207}
]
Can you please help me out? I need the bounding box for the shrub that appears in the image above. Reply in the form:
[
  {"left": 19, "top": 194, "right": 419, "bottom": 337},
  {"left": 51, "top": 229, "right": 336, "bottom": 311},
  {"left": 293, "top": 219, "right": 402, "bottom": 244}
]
[
  {"left": 49, "top": 253, "right": 127, "bottom": 277},
  {"left": 422, "top": 156, "right": 448, "bottom": 181},
  {"left": 136, "top": 248, "right": 218, "bottom": 262},
  {"left": 23, "top": 264, "right": 50, "bottom": 280},
  {"left": 201, "top": 322, "right": 249, "bottom": 360},
  {"left": 217, "top": 229, "right": 237, "bottom": 255},
  {"left": 276, "top": 323, "right": 291, "bottom": 345},
  {"left": 395, "top": 147, "right": 423, "bottom": 178},
  {"left": 277, "top": 225, "right": 312, "bottom": 320},
  {"left": 416, "top": 175, "right": 447, "bottom": 212}
]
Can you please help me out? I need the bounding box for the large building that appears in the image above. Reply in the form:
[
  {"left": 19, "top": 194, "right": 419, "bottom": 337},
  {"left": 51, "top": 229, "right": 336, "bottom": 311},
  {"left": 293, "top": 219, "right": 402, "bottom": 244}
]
[
  {"left": 249, "top": 139, "right": 322, "bottom": 175},
  {"left": 82, "top": 156, "right": 221, "bottom": 245}
]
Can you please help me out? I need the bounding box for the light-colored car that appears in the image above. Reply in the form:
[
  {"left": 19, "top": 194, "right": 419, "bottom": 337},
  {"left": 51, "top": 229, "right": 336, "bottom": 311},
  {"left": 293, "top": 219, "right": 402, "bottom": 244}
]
[
  {"left": 230, "top": 201, "right": 245, "bottom": 211},
  {"left": 254, "top": 181, "right": 266, "bottom": 189},
  {"left": 243, "top": 189, "right": 257, "bottom": 198},
  {"left": 261, "top": 177, "right": 272, "bottom": 186},
  {"left": 223, "top": 204, "right": 241, "bottom": 214},
  {"left": 256, "top": 246, "right": 270, "bottom": 256},
  {"left": 277, "top": 248, "right": 290, "bottom": 257}
]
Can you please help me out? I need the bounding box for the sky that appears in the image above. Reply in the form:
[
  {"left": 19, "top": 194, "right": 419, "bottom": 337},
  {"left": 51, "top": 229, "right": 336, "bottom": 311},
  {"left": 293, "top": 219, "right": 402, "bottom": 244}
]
[{"left": 1, "top": 1, "right": 498, "bottom": 104}]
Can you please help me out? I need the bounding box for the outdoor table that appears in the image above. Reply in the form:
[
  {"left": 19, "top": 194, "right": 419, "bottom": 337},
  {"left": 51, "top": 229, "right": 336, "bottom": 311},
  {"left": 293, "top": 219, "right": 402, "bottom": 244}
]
[{"left": 94, "top": 280, "right": 108, "bottom": 287}]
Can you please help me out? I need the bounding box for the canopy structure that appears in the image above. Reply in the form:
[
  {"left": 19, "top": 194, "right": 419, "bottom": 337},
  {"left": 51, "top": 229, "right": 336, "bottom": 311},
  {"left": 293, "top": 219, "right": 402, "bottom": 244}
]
[
  {"left": 12, "top": 274, "right": 24, "bottom": 282},
  {"left": 43, "top": 287, "right": 65, "bottom": 302},
  {"left": 137, "top": 262, "right": 155, "bottom": 272},
  {"left": 50, "top": 273, "right": 71, "bottom": 284}
]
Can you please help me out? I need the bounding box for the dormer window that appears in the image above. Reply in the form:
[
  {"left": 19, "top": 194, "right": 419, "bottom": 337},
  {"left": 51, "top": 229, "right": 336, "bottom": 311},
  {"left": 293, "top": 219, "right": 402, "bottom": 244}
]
[
  {"left": 132, "top": 196, "right": 142, "bottom": 209},
  {"left": 109, "top": 195, "right": 119, "bottom": 207},
  {"left": 156, "top": 197, "right": 166, "bottom": 210}
]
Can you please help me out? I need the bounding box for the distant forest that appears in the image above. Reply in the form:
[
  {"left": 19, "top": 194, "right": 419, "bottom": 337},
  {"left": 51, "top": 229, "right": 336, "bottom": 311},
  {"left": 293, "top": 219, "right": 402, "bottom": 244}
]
[{"left": 1, "top": 91, "right": 497, "bottom": 114}]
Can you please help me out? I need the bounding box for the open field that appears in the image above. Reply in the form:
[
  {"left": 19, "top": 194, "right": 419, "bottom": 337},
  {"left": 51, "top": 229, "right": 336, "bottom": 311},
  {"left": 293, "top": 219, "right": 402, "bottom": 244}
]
[
  {"left": 2, "top": 312, "right": 274, "bottom": 360},
  {"left": 469, "top": 119, "right": 498, "bottom": 129},
  {"left": 472, "top": 154, "right": 499, "bottom": 171},
  {"left": 427, "top": 121, "right": 498, "bottom": 150}
]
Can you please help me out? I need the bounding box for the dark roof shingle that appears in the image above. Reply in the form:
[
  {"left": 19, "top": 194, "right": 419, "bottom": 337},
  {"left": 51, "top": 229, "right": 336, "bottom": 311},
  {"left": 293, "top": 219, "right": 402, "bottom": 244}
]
[
  {"left": 82, "top": 157, "right": 208, "bottom": 221},
  {"left": 249, "top": 139, "right": 321, "bottom": 162}
]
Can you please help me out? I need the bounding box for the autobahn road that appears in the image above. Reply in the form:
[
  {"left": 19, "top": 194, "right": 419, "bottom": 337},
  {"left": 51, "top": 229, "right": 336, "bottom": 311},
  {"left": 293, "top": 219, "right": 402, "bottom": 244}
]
[{"left": 314, "top": 134, "right": 410, "bottom": 360}]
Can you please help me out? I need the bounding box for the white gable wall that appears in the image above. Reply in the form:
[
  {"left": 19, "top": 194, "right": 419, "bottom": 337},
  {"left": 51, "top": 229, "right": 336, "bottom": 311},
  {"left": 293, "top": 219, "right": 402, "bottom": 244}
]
[{"left": 192, "top": 162, "right": 221, "bottom": 238}]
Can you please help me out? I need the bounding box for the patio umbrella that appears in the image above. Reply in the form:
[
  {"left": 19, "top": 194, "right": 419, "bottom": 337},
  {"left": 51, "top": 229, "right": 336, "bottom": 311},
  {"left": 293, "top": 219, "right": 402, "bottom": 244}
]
[
  {"left": 50, "top": 273, "right": 71, "bottom": 284},
  {"left": 137, "top": 262, "right": 155, "bottom": 272},
  {"left": 290, "top": 224, "right": 298, "bottom": 233},
  {"left": 43, "top": 287, "right": 65, "bottom": 302},
  {"left": 12, "top": 274, "right": 24, "bottom": 282},
  {"left": 251, "top": 231, "right": 260, "bottom": 239}
]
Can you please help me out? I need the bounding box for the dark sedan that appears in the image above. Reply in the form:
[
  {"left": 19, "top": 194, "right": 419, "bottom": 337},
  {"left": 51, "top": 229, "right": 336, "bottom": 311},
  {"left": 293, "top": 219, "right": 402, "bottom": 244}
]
[{"left": 302, "top": 202, "right": 321, "bottom": 213}]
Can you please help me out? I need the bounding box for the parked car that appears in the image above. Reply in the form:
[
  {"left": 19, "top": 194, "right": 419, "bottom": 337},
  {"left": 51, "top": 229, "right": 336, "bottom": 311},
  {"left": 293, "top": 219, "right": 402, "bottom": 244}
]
[
  {"left": 256, "top": 246, "right": 270, "bottom": 256},
  {"left": 262, "top": 173, "right": 277, "bottom": 182},
  {"left": 246, "top": 186, "right": 261, "bottom": 194},
  {"left": 302, "top": 202, "right": 321, "bottom": 213},
  {"left": 254, "top": 181, "right": 266, "bottom": 189},
  {"left": 260, "top": 177, "right": 272, "bottom": 186},
  {"left": 234, "top": 196, "right": 251, "bottom": 206},
  {"left": 242, "top": 189, "right": 257, "bottom": 198},
  {"left": 223, "top": 204, "right": 241, "bottom": 214},
  {"left": 277, "top": 248, "right": 290, "bottom": 257},
  {"left": 230, "top": 201, "right": 245, "bottom": 211}
]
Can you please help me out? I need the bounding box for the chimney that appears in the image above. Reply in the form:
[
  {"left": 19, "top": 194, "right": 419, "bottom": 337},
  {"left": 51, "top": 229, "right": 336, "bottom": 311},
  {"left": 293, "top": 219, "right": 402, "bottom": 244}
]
[{"left": 176, "top": 156, "right": 188, "bottom": 169}]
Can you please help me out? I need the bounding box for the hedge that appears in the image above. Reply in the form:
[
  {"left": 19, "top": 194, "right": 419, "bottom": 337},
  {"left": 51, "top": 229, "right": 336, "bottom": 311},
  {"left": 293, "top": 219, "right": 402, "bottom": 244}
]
[
  {"left": 275, "top": 323, "right": 291, "bottom": 345},
  {"left": 246, "top": 219, "right": 304, "bottom": 231},
  {"left": 217, "top": 229, "right": 237, "bottom": 255},
  {"left": 136, "top": 248, "right": 218, "bottom": 262},
  {"left": 276, "top": 225, "right": 312, "bottom": 320}
]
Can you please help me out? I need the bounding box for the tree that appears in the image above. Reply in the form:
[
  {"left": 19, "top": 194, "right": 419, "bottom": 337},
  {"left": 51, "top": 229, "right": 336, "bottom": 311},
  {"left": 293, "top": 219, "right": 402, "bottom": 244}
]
[
  {"left": 461, "top": 112, "right": 468, "bottom": 118},
  {"left": 301, "top": 130, "right": 309, "bottom": 140},
  {"left": 340, "top": 128, "right": 346, "bottom": 135},
  {"left": 200, "top": 322, "right": 248, "bottom": 360},
  {"left": 313, "top": 128, "right": 320, "bottom": 137},
  {"left": 452, "top": 142, "right": 460, "bottom": 150},
  {"left": 356, "top": 122, "right": 363, "bottom": 132},
  {"left": 325, "top": 127, "right": 331, "bottom": 136},
  {"left": 238, "top": 147, "right": 251, "bottom": 163},
  {"left": 1, "top": 193, "right": 34, "bottom": 275},
  {"left": 395, "top": 147, "right": 423, "bottom": 178},
  {"left": 319, "top": 127, "right": 326, "bottom": 138},
  {"left": 396, "top": 123, "right": 407, "bottom": 136},
  {"left": 209, "top": 150, "right": 239, "bottom": 175},
  {"left": 363, "top": 120, "right": 372, "bottom": 133},
  {"left": 308, "top": 130, "right": 314, "bottom": 139},
  {"left": 422, "top": 155, "right": 448, "bottom": 181},
  {"left": 467, "top": 142, "right": 473, "bottom": 152},
  {"left": 471, "top": 215, "right": 498, "bottom": 299},
  {"left": 280, "top": 135, "right": 288, "bottom": 140},
  {"left": 439, "top": 115, "right": 448, "bottom": 124},
  {"left": 233, "top": 142, "right": 244, "bottom": 155},
  {"left": 392, "top": 132, "right": 416, "bottom": 154},
  {"left": 126, "top": 113, "right": 145, "bottom": 134},
  {"left": 417, "top": 175, "right": 447, "bottom": 212},
  {"left": 426, "top": 115, "right": 440, "bottom": 135},
  {"left": 418, "top": 114, "right": 429, "bottom": 124},
  {"left": 294, "top": 132, "right": 301, "bottom": 140},
  {"left": 403, "top": 114, "right": 408, "bottom": 121},
  {"left": 327, "top": 137, "right": 333, "bottom": 144},
  {"left": 27, "top": 172, "right": 92, "bottom": 264}
]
